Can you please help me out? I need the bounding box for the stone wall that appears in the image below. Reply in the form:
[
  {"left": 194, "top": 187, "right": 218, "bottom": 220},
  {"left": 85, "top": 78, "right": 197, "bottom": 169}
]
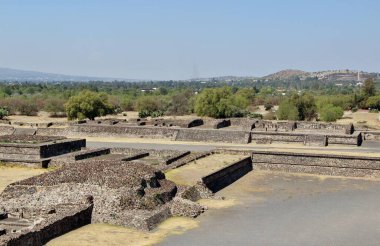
[
  {"left": 295, "top": 122, "right": 354, "bottom": 134},
  {"left": 327, "top": 132, "right": 362, "bottom": 146},
  {"left": 111, "top": 147, "right": 183, "bottom": 158},
  {"left": 251, "top": 131, "right": 361, "bottom": 146},
  {"left": 0, "top": 138, "right": 86, "bottom": 166},
  {"left": 251, "top": 121, "right": 354, "bottom": 134},
  {"left": 251, "top": 150, "right": 380, "bottom": 177},
  {"left": 0, "top": 204, "right": 93, "bottom": 246},
  {"left": 49, "top": 148, "right": 111, "bottom": 167},
  {"left": 362, "top": 131, "right": 380, "bottom": 141},
  {"left": 201, "top": 156, "right": 252, "bottom": 193},
  {"left": 175, "top": 128, "right": 250, "bottom": 144},
  {"left": 251, "top": 131, "right": 305, "bottom": 144},
  {"left": 69, "top": 124, "right": 178, "bottom": 139},
  {"left": 163, "top": 119, "right": 203, "bottom": 128},
  {"left": 163, "top": 151, "right": 191, "bottom": 165},
  {"left": 111, "top": 147, "right": 192, "bottom": 166},
  {"left": 228, "top": 118, "right": 256, "bottom": 130},
  {"left": 253, "top": 120, "right": 278, "bottom": 132},
  {"left": 304, "top": 134, "right": 327, "bottom": 146},
  {"left": 40, "top": 139, "right": 86, "bottom": 158},
  {"left": 35, "top": 127, "right": 68, "bottom": 136},
  {"left": 253, "top": 120, "right": 297, "bottom": 132},
  {"left": 31, "top": 122, "right": 362, "bottom": 146}
]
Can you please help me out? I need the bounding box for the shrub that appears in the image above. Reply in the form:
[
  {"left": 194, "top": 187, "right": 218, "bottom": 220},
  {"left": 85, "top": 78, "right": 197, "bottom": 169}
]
[
  {"left": 292, "top": 93, "right": 317, "bottom": 121},
  {"left": 136, "top": 96, "right": 167, "bottom": 114},
  {"left": 319, "top": 104, "right": 344, "bottom": 122},
  {"left": 248, "top": 112, "right": 263, "bottom": 119},
  {"left": 18, "top": 101, "right": 38, "bottom": 116},
  {"left": 44, "top": 98, "right": 66, "bottom": 117},
  {"left": 362, "top": 78, "right": 376, "bottom": 98},
  {"left": 194, "top": 87, "right": 249, "bottom": 118},
  {"left": 264, "top": 103, "right": 273, "bottom": 111},
  {"left": 366, "top": 95, "right": 380, "bottom": 110},
  {"left": 277, "top": 100, "right": 299, "bottom": 120},
  {"left": 166, "top": 90, "right": 194, "bottom": 116},
  {"left": 0, "top": 107, "right": 9, "bottom": 119},
  {"left": 138, "top": 109, "right": 165, "bottom": 118},
  {"left": 65, "top": 91, "right": 114, "bottom": 120}
]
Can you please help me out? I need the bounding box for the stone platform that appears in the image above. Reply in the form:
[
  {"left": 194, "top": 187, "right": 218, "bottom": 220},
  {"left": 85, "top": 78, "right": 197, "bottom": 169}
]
[{"left": 0, "top": 135, "right": 86, "bottom": 168}]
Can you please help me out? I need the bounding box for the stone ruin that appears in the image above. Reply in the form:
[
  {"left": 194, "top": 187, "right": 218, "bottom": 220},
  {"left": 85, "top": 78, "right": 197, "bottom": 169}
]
[
  {"left": 0, "top": 135, "right": 87, "bottom": 168},
  {"left": 0, "top": 156, "right": 208, "bottom": 245},
  {"left": 0, "top": 117, "right": 368, "bottom": 147},
  {"left": 1, "top": 130, "right": 380, "bottom": 245},
  {"left": 0, "top": 143, "right": 230, "bottom": 245}
]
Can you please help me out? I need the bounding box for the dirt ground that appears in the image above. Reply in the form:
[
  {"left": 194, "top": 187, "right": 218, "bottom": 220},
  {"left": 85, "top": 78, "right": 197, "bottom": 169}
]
[
  {"left": 337, "top": 110, "right": 380, "bottom": 129},
  {"left": 6, "top": 111, "right": 68, "bottom": 123},
  {"left": 47, "top": 217, "right": 198, "bottom": 246},
  {"left": 158, "top": 170, "right": 380, "bottom": 246}
]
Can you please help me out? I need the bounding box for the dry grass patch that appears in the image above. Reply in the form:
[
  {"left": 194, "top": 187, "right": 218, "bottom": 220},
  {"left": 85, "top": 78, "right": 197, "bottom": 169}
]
[
  {"left": 47, "top": 217, "right": 198, "bottom": 246},
  {"left": 0, "top": 166, "right": 47, "bottom": 192},
  {"left": 165, "top": 154, "right": 246, "bottom": 186}
]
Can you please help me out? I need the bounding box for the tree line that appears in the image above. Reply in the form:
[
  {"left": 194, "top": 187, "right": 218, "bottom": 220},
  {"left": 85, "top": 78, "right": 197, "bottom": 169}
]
[{"left": 0, "top": 78, "right": 379, "bottom": 122}]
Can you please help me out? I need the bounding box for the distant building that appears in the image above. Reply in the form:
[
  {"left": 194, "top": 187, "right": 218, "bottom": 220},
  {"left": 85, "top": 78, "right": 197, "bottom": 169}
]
[{"left": 140, "top": 88, "right": 157, "bottom": 93}]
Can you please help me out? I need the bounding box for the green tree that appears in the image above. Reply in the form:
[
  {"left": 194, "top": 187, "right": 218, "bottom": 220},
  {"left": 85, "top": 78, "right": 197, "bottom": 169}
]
[
  {"left": 277, "top": 100, "right": 299, "bottom": 120},
  {"left": 194, "top": 87, "right": 248, "bottom": 118},
  {"left": 65, "top": 91, "right": 114, "bottom": 120},
  {"left": 362, "top": 78, "right": 376, "bottom": 97},
  {"left": 291, "top": 93, "right": 317, "bottom": 121},
  {"left": 366, "top": 95, "right": 380, "bottom": 110},
  {"left": 167, "top": 90, "right": 194, "bottom": 115},
  {"left": 235, "top": 88, "right": 256, "bottom": 104},
  {"left": 136, "top": 96, "right": 167, "bottom": 118},
  {"left": 319, "top": 104, "right": 344, "bottom": 122}
]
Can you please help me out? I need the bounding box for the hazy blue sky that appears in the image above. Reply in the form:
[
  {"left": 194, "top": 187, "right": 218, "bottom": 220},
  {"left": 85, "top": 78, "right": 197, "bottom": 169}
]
[{"left": 0, "top": 0, "right": 379, "bottom": 80}]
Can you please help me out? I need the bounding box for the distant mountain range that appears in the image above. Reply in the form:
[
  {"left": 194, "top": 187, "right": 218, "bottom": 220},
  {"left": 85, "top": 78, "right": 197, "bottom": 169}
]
[
  {"left": 262, "top": 69, "right": 380, "bottom": 82},
  {"left": 0, "top": 67, "right": 379, "bottom": 83},
  {"left": 0, "top": 67, "right": 133, "bottom": 82},
  {"left": 196, "top": 69, "right": 380, "bottom": 83}
]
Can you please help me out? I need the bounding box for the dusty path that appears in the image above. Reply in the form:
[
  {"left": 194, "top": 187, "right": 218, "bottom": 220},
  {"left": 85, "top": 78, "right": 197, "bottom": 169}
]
[{"left": 159, "top": 171, "right": 380, "bottom": 246}]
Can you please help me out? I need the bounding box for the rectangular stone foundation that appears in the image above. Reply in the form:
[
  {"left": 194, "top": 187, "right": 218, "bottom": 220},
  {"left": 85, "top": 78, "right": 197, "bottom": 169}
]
[{"left": 0, "top": 137, "right": 86, "bottom": 167}]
